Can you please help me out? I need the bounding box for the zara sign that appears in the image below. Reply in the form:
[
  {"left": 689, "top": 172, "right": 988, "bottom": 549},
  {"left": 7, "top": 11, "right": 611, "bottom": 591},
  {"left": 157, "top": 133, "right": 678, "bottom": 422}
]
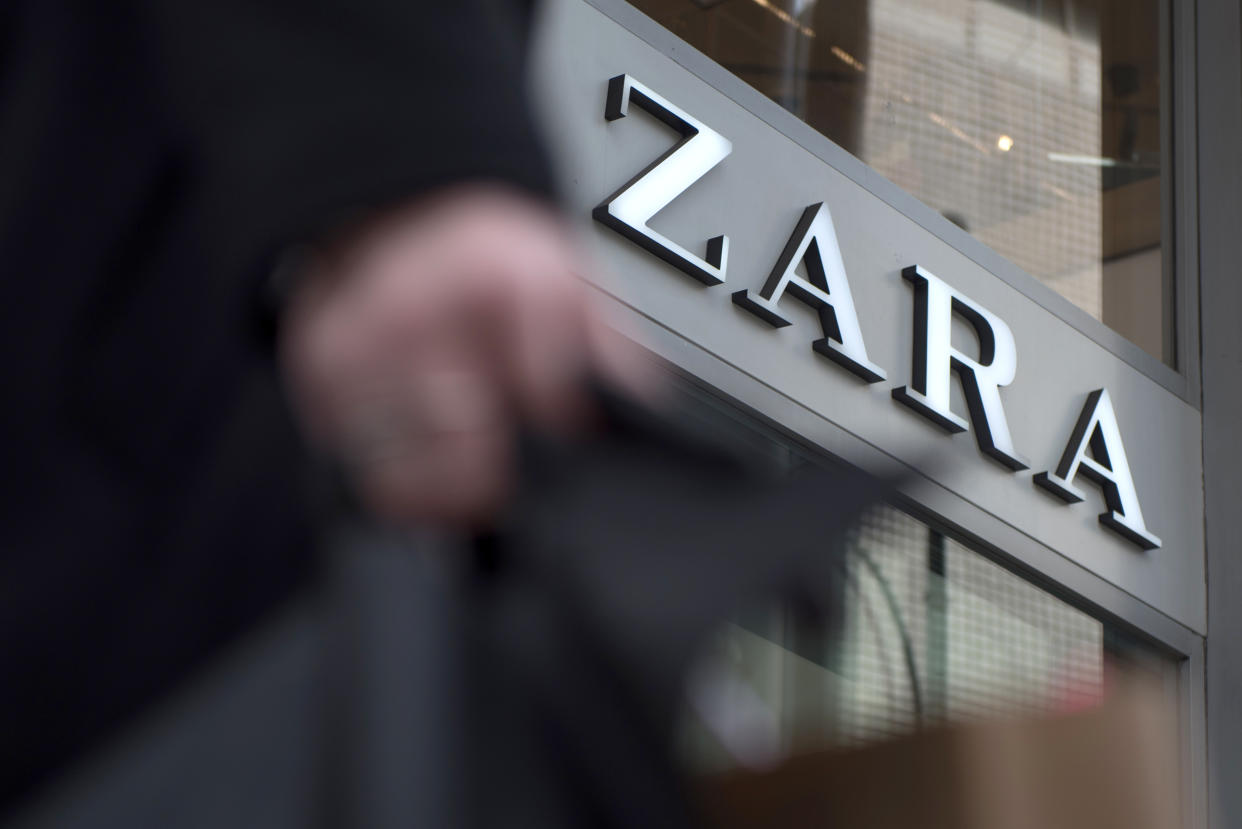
[{"left": 593, "top": 74, "right": 1160, "bottom": 551}]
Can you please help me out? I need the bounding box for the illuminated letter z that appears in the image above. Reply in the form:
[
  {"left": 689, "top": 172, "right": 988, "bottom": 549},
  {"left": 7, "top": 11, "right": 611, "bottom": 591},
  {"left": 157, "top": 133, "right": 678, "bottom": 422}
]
[{"left": 593, "top": 74, "right": 732, "bottom": 285}]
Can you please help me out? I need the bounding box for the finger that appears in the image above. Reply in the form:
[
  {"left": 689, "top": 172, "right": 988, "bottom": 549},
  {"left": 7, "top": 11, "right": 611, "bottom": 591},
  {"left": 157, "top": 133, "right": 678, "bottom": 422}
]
[
  {"left": 581, "top": 297, "right": 667, "bottom": 405},
  {"left": 352, "top": 426, "right": 512, "bottom": 527},
  {"left": 494, "top": 255, "right": 593, "bottom": 430},
  {"left": 341, "top": 369, "right": 511, "bottom": 526}
]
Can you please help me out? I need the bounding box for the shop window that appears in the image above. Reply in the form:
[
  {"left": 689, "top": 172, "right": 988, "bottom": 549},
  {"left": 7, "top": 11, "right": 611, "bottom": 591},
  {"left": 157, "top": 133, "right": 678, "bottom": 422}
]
[
  {"left": 670, "top": 381, "right": 1177, "bottom": 771},
  {"left": 678, "top": 502, "right": 1175, "bottom": 770},
  {"left": 628, "top": 0, "right": 1173, "bottom": 366}
]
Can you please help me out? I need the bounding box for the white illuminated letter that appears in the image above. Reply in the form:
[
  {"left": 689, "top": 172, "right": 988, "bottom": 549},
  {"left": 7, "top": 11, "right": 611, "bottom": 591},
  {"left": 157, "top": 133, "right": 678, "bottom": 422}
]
[
  {"left": 593, "top": 74, "right": 731, "bottom": 285},
  {"left": 731, "top": 203, "right": 885, "bottom": 382},
  {"left": 1034, "top": 389, "right": 1160, "bottom": 550},
  {"left": 892, "top": 265, "right": 1027, "bottom": 470}
]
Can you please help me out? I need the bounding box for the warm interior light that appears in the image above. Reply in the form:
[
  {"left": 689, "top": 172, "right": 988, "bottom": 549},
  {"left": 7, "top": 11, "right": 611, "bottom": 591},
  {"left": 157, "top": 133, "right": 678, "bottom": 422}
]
[
  {"left": 749, "top": 0, "right": 816, "bottom": 38},
  {"left": 831, "top": 45, "right": 866, "bottom": 72},
  {"left": 997, "top": 135, "right": 1014, "bottom": 152},
  {"left": 1047, "top": 152, "right": 1119, "bottom": 167}
]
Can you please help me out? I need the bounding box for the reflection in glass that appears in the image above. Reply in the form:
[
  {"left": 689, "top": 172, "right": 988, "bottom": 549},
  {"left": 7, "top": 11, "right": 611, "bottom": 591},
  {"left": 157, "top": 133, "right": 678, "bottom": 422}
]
[
  {"left": 670, "top": 385, "right": 1175, "bottom": 773},
  {"left": 679, "top": 503, "right": 1174, "bottom": 772},
  {"left": 629, "top": 0, "right": 1172, "bottom": 365}
]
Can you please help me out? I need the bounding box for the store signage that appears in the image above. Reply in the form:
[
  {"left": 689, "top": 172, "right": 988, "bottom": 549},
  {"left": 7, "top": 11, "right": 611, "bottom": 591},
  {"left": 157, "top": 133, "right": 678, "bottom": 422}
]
[
  {"left": 593, "top": 73, "right": 1161, "bottom": 551},
  {"left": 1034, "top": 390, "right": 1161, "bottom": 550},
  {"left": 593, "top": 74, "right": 731, "bottom": 286}
]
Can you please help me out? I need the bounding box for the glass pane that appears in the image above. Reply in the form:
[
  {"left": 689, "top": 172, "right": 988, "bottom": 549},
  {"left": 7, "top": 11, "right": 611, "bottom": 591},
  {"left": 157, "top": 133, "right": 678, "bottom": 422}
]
[
  {"left": 835, "top": 508, "right": 1108, "bottom": 740},
  {"left": 629, "top": 0, "right": 1172, "bottom": 366},
  {"left": 680, "top": 501, "right": 1179, "bottom": 771},
  {"left": 668, "top": 383, "right": 1179, "bottom": 772}
]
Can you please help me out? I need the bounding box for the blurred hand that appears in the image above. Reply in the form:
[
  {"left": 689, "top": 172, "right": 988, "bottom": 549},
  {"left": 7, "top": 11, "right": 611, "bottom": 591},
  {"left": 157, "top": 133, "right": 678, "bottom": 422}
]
[{"left": 279, "top": 184, "right": 655, "bottom": 526}]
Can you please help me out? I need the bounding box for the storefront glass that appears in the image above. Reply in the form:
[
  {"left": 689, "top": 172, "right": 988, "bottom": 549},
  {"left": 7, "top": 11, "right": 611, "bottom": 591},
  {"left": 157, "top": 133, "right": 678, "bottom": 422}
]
[
  {"left": 672, "top": 384, "right": 1176, "bottom": 771},
  {"left": 627, "top": 0, "right": 1172, "bottom": 366}
]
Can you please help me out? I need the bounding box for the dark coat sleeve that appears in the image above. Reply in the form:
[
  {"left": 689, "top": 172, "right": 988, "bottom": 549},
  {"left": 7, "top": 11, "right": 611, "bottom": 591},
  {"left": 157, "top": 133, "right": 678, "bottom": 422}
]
[
  {"left": 0, "top": 0, "right": 556, "bottom": 811},
  {"left": 133, "top": 0, "right": 558, "bottom": 285}
]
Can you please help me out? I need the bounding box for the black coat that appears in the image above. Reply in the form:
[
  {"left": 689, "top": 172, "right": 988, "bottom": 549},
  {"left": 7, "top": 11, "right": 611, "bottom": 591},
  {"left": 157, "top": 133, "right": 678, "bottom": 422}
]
[
  {"left": 0, "top": 0, "right": 553, "bottom": 806},
  {"left": 6, "top": 385, "right": 888, "bottom": 828}
]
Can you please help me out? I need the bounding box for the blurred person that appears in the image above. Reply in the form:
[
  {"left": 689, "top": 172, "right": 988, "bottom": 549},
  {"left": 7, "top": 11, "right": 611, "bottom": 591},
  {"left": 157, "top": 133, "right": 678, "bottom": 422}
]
[{"left": 0, "top": 0, "right": 646, "bottom": 811}]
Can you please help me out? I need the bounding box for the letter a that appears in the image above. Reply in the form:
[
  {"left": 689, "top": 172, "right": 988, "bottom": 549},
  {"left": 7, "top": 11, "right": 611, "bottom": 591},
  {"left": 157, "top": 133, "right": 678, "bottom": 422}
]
[
  {"left": 732, "top": 203, "right": 885, "bottom": 383},
  {"left": 1035, "top": 388, "right": 1161, "bottom": 550}
]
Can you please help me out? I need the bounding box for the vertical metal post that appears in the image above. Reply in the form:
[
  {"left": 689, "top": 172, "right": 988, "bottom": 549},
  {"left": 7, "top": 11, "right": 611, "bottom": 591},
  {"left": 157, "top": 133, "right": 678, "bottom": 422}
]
[{"left": 925, "top": 528, "right": 948, "bottom": 725}]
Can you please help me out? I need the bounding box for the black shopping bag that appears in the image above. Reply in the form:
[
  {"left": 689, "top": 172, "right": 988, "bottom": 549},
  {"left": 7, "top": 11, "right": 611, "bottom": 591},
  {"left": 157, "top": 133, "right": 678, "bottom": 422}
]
[{"left": 11, "top": 387, "right": 892, "bottom": 828}]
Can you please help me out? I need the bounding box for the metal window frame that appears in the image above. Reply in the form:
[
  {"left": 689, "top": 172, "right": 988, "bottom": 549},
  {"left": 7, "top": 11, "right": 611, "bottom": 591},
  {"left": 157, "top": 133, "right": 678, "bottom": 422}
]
[
  {"left": 585, "top": 0, "right": 1201, "bottom": 405},
  {"left": 1193, "top": 0, "right": 1242, "bottom": 826}
]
